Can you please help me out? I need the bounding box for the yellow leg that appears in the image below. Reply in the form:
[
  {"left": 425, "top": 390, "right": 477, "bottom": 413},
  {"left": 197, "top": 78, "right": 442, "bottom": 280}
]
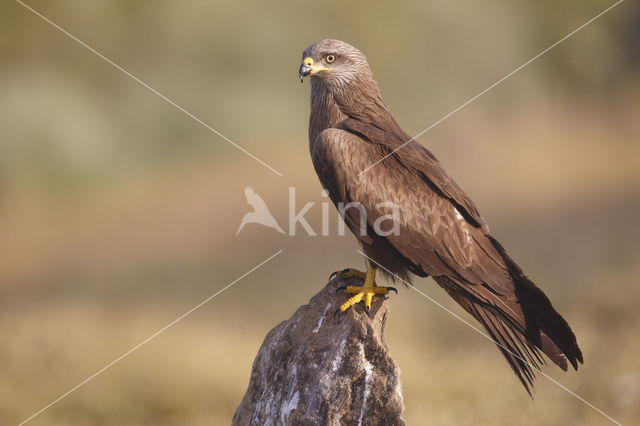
[{"left": 338, "top": 266, "right": 396, "bottom": 314}]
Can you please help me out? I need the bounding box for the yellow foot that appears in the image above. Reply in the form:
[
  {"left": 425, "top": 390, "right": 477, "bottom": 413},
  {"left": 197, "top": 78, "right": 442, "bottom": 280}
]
[
  {"left": 329, "top": 268, "right": 367, "bottom": 281},
  {"left": 333, "top": 266, "right": 397, "bottom": 318}
]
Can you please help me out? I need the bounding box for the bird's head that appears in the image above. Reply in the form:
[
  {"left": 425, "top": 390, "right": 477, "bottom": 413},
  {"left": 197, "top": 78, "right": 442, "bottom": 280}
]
[{"left": 299, "top": 39, "right": 372, "bottom": 90}]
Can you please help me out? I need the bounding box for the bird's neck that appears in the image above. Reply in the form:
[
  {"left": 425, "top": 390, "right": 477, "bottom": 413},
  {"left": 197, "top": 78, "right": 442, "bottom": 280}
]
[
  {"left": 308, "top": 76, "right": 403, "bottom": 145},
  {"left": 308, "top": 79, "right": 348, "bottom": 145}
]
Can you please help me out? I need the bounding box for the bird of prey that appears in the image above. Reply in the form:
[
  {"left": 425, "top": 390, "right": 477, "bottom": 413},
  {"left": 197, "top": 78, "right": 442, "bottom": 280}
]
[
  {"left": 236, "top": 186, "right": 285, "bottom": 235},
  {"left": 299, "top": 39, "right": 582, "bottom": 393}
]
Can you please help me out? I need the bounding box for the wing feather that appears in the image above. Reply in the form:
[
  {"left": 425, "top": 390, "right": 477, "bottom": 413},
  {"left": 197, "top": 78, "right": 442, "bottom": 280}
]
[
  {"left": 338, "top": 118, "right": 488, "bottom": 232},
  {"left": 310, "top": 127, "right": 582, "bottom": 391}
]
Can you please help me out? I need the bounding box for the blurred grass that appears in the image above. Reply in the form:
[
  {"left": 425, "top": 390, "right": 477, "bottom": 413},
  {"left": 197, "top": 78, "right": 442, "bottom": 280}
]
[{"left": 1, "top": 0, "right": 639, "bottom": 425}]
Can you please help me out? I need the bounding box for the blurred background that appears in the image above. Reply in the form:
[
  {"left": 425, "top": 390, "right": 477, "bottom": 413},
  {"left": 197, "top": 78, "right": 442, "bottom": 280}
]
[{"left": 1, "top": 0, "right": 639, "bottom": 424}]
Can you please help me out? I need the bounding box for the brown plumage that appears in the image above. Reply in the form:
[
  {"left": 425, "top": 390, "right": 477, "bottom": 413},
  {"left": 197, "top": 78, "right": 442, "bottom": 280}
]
[{"left": 299, "top": 39, "right": 582, "bottom": 393}]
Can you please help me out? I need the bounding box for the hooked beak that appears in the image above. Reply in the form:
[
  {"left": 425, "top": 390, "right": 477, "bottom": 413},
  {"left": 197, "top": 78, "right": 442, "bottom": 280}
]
[
  {"left": 298, "top": 56, "right": 330, "bottom": 83},
  {"left": 299, "top": 62, "right": 312, "bottom": 83}
]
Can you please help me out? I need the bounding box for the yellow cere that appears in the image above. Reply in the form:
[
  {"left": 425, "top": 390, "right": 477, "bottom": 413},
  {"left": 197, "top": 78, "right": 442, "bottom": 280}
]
[{"left": 303, "top": 56, "right": 331, "bottom": 74}]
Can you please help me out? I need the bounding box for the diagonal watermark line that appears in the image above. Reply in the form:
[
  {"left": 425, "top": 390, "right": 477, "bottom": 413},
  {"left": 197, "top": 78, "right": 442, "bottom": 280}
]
[
  {"left": 358, "top": 0, "right": 624, "bottom": 176},
  {"left": 357, "top": 249, "right": 622, "bottom": 425},
  {"left": 18, "top": 249, "right": 284, "bottom": 426},
  {"left": 15, "top": 0, "right": 283, "bottom": 177}
]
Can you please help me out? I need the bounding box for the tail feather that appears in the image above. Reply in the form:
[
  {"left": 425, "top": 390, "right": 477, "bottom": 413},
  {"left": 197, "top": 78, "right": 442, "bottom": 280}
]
[
  {"left": 488, "top": 235, "right": 583, "bottom": 371},
  {"left": 434, "top": 237, "right": 583, "bottom": 393},
  {"left": 469, "top": 299, "right": 539, "bottom": 394},
  {"left": 540, "top": 332, "right": 568, "bottom": 371}
]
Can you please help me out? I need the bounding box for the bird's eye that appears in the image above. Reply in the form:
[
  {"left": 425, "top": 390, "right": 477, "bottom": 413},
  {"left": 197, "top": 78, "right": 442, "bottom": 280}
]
[{"left": 326, "top": 54, "right": 335, "bottom": 63}]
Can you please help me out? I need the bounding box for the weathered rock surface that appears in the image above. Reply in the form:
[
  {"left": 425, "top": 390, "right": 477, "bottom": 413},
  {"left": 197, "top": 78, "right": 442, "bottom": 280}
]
[{"left": 232, "top": 276, "right": 405, "bottom": 426}]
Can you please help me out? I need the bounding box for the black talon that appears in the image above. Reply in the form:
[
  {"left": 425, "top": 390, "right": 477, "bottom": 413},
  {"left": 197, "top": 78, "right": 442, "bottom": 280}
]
[
  {"left": 336, "top": 285, "right": 347, "bottom": 293},
  {"left": 388, "top": 286, "right": 398, "bottom": 294},
  {"left": 333, "top": 309, "right": 342, "bottom": 321},
  {"left": 330, "top": 268, "right": 350, "bottom": 281}
]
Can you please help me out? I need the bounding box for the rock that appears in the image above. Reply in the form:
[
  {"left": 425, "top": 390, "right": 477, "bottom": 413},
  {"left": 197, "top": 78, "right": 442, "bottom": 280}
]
[{"left": 232, "top": 276, "right": 405, "bottom": 426}]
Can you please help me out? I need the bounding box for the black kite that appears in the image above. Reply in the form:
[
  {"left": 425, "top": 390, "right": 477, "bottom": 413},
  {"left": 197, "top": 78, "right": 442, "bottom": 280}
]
[{"left": 299, "top": 39, "right": 582, "bottom": 393}]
